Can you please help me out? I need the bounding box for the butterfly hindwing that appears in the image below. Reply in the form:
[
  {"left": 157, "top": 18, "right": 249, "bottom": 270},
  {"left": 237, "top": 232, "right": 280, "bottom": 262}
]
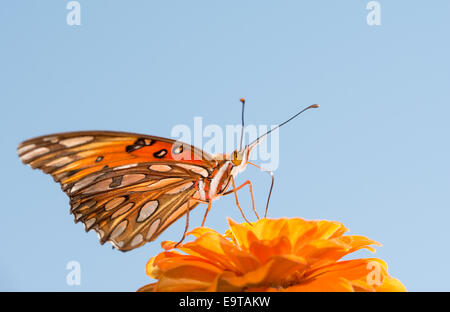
[
  {"left": 18, "top": 131, "right": 214, "bottom": 251},
  {"left": 71, "top": 173, "right": 200, "bottom": 251}
]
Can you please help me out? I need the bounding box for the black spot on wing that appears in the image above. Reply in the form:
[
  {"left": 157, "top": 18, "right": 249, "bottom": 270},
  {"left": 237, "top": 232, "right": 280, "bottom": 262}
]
[
  {"left": 172, "top": 144, "right": 183, "bottom": 154},
  {"left": 125, "top": 138, "right": 154, "bottom": 153},
  {"left": 153, "top": 149, "right": 167, "bottom": 158},
  {"left": 109, "top": 176, "right": 123, "bottom": 188}
]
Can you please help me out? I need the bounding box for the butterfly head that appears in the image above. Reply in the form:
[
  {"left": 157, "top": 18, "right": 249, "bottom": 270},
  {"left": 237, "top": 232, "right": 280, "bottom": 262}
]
[
  {"left": 231, "top": 150, "right": 244, "bottom": 166},
  {"left": 229, "top": 144, "right": 255, "bottom": 177}
]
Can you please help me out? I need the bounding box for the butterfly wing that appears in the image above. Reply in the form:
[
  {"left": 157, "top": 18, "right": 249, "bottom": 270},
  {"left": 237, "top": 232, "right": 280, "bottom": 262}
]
[{"left": 18, "top": 131, "right": 216, "bottom": 251}]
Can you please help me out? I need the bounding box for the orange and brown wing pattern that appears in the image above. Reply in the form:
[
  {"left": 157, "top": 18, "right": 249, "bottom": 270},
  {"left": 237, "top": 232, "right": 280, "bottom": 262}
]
[
  {"left": 67, "top": 162, "right": 201, "bottom": 251},
  {"left": 17, "top": 131, "right": 214, "bottom": 251},
  {"left": 70, "top": 169, "right": 201, "bottom": 251},
  {"left": 17, "top": 131, "right": 215, "bottom": 188}
]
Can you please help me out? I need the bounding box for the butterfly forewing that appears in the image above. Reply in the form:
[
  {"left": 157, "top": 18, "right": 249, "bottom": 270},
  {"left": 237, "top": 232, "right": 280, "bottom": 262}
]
[{"left": 18, "top": 131, "right": 215, "bottom": 251}]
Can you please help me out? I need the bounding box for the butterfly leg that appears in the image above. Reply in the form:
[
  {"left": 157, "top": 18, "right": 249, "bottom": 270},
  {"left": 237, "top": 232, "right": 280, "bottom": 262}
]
[
  {"left": 248, "top": 161, "right": 274, "bottom": 218},
  {"left": 201, "top": 201, "right": 212, "bottom": 227},
  {"left": 225, "top": 176, "right": 258, "bottom": 224},
  {"left": 174, "top": 201, "right": 191, "bottom": 248}
]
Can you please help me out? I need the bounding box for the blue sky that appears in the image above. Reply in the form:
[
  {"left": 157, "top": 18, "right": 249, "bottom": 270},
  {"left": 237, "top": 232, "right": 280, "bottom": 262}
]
[{"left": 1, "top": 1, "right": 449, "bottom": 291}]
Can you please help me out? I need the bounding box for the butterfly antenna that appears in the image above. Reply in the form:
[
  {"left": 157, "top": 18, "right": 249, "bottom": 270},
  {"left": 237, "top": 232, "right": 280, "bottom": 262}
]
[
  {"left": 239, "top": 98, "right": 246, "bottom": 150},
  {"left": 250, "top": 104, "right": 319, "bottom": 147}
]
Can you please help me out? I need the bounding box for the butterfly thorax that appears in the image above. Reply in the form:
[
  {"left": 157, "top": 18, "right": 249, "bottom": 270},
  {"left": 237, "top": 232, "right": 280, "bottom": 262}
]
[{"left": 194, "top": 148, "right": 250, "bottom": 202}]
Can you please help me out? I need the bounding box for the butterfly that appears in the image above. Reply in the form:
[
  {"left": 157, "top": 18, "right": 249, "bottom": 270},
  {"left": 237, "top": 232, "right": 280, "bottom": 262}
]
[{"left": 17, "top": 99, "right": 318, "bottom": 251}]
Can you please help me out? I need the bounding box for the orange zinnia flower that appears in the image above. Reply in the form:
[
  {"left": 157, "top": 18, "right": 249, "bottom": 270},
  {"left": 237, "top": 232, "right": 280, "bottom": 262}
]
[{"left": 138, "top": 218, "right": 405, "bottom": 292}]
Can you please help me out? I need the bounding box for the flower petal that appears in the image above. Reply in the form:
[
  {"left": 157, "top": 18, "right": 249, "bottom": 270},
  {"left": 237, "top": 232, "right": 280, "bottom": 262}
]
[
  {"left": 179, "top": 232, "right": 260, "bottom": 273},
  {"left": 156, "top": 262, "right": 222, "bottom": 291},
  {"left": 137, "top": 283, "right": 157, "bottom": 292},
  {"left": 301, "top": 258, "right": 405, "bottom": 292},
  {"left": 212, "top": 255, "right": 308, "bottom": 291},
  {"left": 140, "top": 217, "right": 404, "bottom": 292}
]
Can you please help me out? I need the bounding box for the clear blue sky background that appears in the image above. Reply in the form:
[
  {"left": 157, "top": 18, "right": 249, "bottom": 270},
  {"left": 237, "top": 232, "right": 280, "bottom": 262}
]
[{"left": 1, "top": 1, "right": 449, "bottom": 291}]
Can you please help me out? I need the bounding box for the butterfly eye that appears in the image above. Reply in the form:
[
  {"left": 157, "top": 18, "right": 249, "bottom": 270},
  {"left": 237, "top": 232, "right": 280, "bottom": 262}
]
[{"left": 231, "top": 151, "right": 243, "bottom": 166}]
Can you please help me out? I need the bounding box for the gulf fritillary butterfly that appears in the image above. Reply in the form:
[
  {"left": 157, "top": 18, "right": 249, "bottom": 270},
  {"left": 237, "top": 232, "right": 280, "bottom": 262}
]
[{"left": 17, "top": 99, "right": 318, "bottom": 251}]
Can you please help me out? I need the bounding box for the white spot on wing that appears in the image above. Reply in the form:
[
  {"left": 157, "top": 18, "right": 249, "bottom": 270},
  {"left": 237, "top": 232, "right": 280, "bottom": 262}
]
[
  {"left": 17, "top": 144, "right": 36, "bottom": 155},
  {"left": 46, "top": 156, "right": 73, "bottom": 167},
  {"left": 176, "top": 164, "right": 209, "bottom": 177},
  {"left": 114, "top": 241, "right": 125, "bottom": 248},
  {"left": 20, "top": 147, "right": 50, "bottom": 161},
  {"left": 43, "top": 136, "right": 58, "bottom": 143},
  {"left": 110, "top": 220, "right": 128, "bottom": 239},
  {"left": 130, "top": 234, "right": 143, "bottom": 247},
  {"left": 137, "top": 200, "right": 158, "bottom": 222},
  {"left": 113, "top": 164, "right": 138, "bottom": 170},
  {"left": 149, "top": 165, "right": 172, "bottom": 172},
  {"left": 85, "top": 218, "right": 96, "bottom": 229},
  {"left": 71, "top": 173, "right": 103, "bottom": 193},
  {"left": 60, "top": 136, "right": 94, "bottom": 147},
  {"left": 122, "top": 174, "right": 146, "bottom": 186},
  {"left": 146, "top": 219, "right": 161, "bottom": 240},
  {"left": 97, "top": 228, "right": 105, "bottom": 239},
  {"left": 111, "top": 203, "right": 134, "bottom": 219},
  {"left": 82, "top": 178, "right": 113, "bottom": 194},
  {"left": 105, "top": 197, "right": 126, "bottom": 211}
]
